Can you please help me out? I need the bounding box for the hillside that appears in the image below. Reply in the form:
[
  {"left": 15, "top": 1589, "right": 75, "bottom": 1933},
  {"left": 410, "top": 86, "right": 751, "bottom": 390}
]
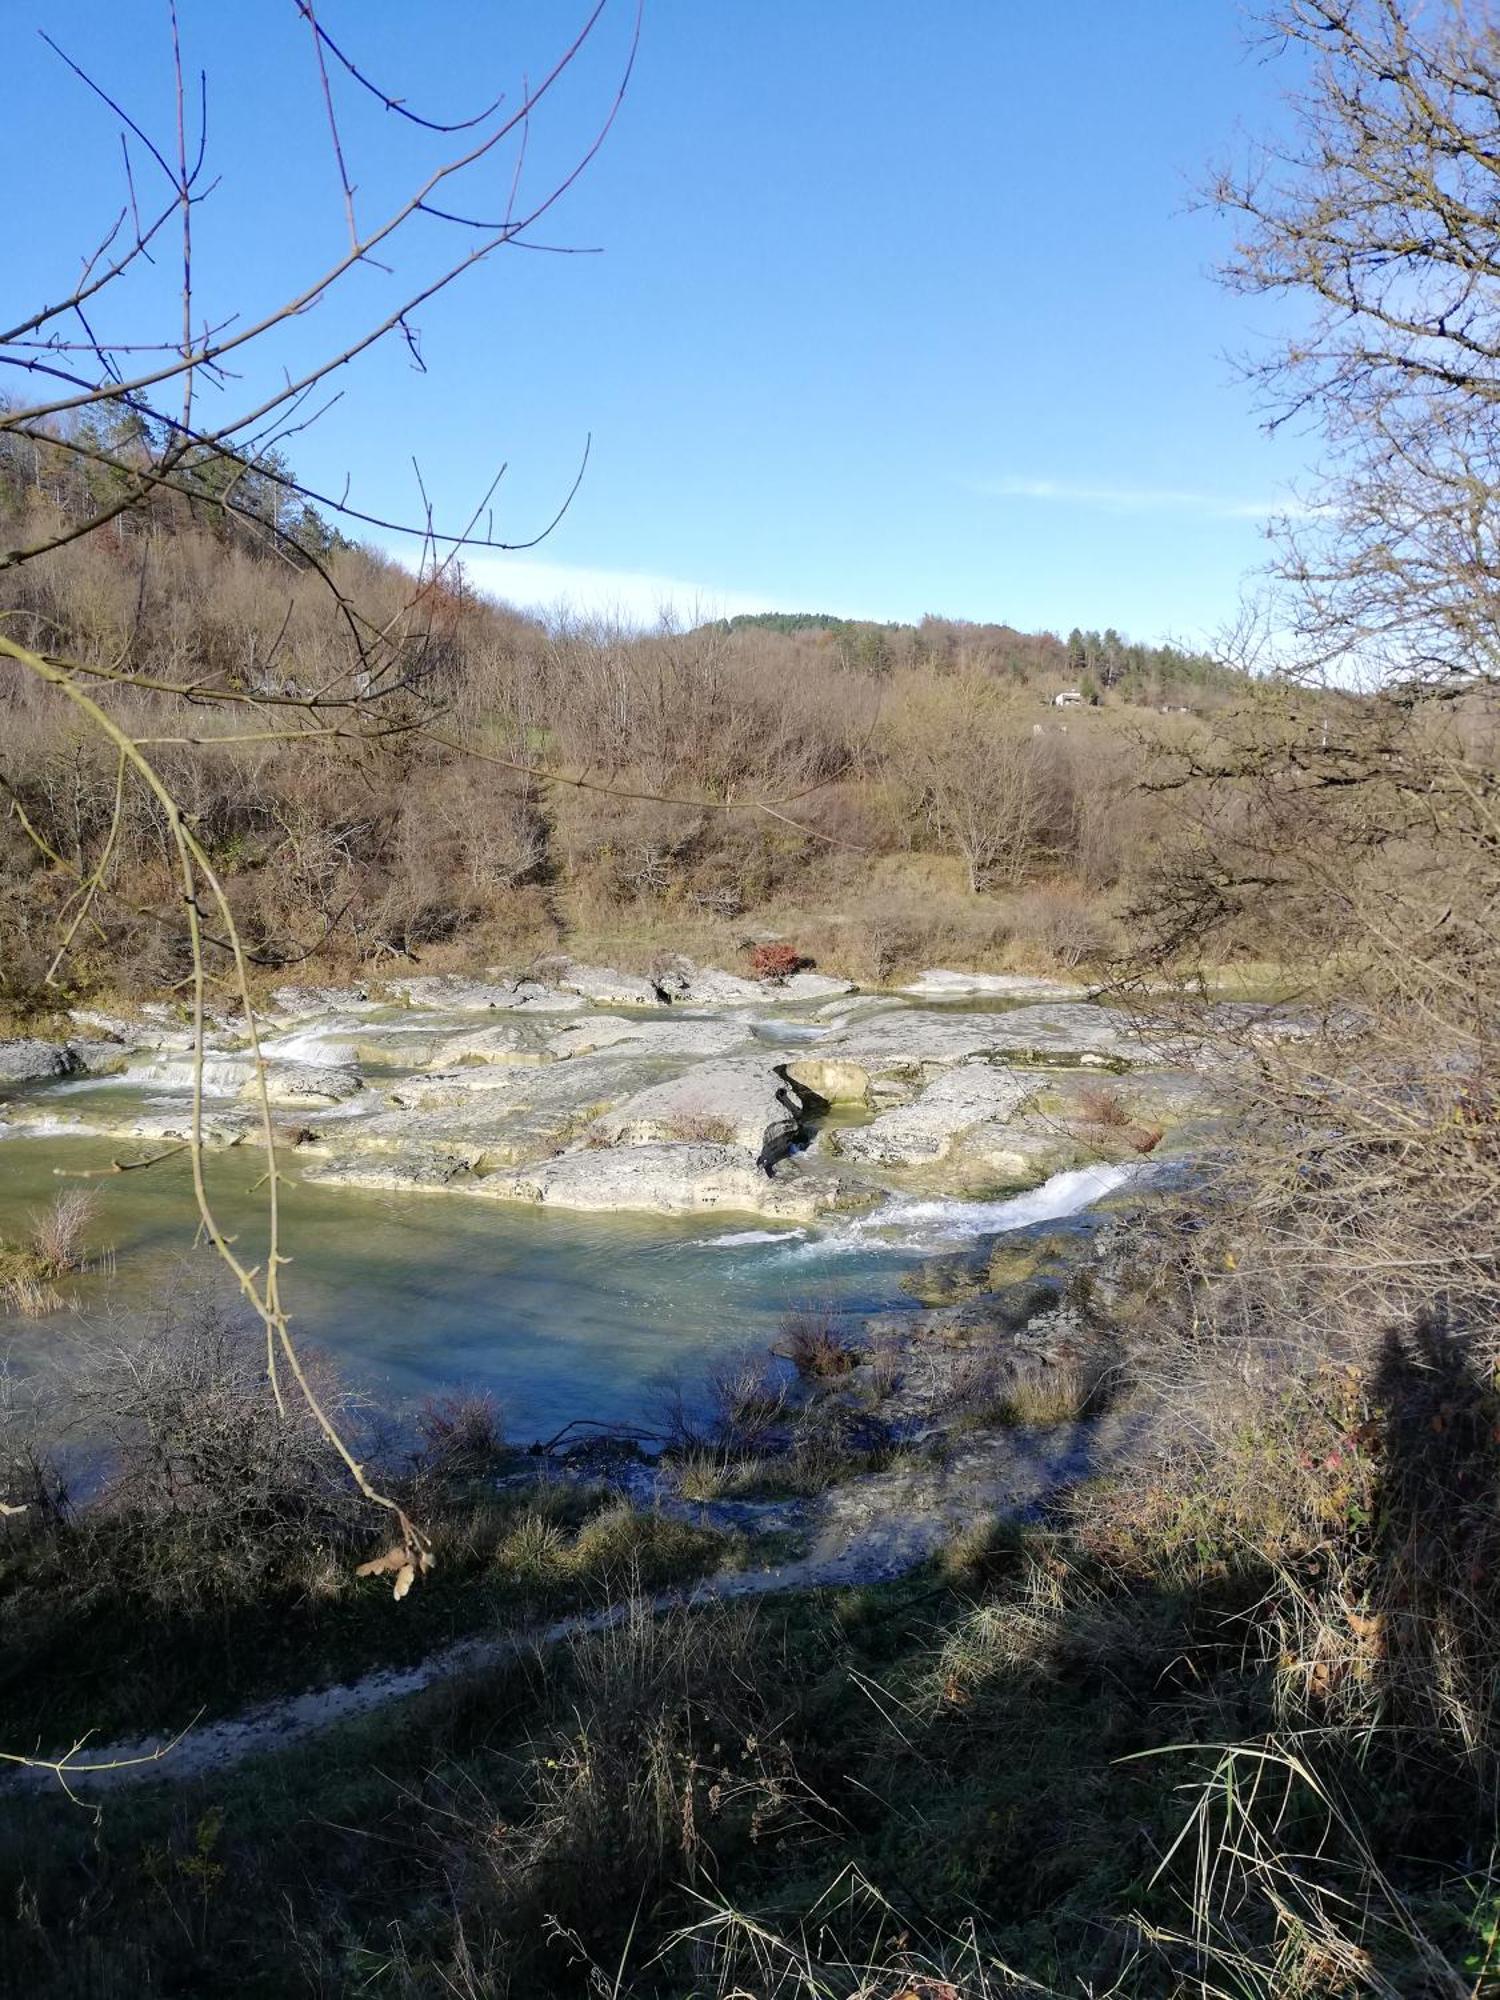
[{"left": 0, "top": 417, "right": 1266, "bottom": 1019}]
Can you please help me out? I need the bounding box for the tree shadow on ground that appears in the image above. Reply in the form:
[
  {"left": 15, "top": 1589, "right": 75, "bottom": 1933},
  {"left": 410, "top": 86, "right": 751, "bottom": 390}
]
[{"left": 1367, "top": 1311, "right": 1500, "bottom": 1840}]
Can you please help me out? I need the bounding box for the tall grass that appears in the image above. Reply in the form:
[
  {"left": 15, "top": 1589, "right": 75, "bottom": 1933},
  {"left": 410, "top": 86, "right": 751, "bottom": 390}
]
[{"left": 26, "top": 1190, "right": 97, "bottom": 1277}]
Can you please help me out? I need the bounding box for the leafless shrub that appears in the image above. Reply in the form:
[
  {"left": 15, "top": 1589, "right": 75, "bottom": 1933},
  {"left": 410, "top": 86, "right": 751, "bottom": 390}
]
[
  {"left": 63, "top": 1293, "right": 370, "bottom": 1607},
  {"left": 705, "top": 1349, "right": 789, "bottom": 1450},
  {"left": 1012, "top": 885, "right": 1112, "bottom": 969},
  {"left": 27, "top": 1188, "right": 98, "bottom": 1276},
  {"left": 1073, "top": 1082, "right": 1131, "bottom": 1129},
  {"left": 776, "top": 1308, "right": 859, "bottom": 1379},
  {"left": 416, "top": 1389, "right": 506, "bottom": 1482},
  {"left": 835, "top": 881, "right": 1014, "bottom": 985}
]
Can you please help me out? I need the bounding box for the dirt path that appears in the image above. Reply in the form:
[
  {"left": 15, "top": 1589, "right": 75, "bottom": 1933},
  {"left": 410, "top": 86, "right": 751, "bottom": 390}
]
[{"left": 3, "top": 1419, "right": 1135, "bottom": 1796}]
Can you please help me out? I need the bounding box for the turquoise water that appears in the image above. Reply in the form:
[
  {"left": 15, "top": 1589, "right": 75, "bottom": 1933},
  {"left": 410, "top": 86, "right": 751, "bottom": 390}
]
[
  {"left": 0, "top": 980, "right": 1147, "bottom": 1440},
  {"left": 0, "top": 1135, "right": 909, "bottom": 1440},
  {"left": 0, "top": 1131, "right": 1140, "bottom": 1442}
]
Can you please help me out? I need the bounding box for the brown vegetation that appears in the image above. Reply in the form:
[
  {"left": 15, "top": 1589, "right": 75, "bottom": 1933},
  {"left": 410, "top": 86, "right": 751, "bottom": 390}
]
[
  {"left": 0, "top": 1191, "right": 100, "bottom": 1315},
  {"left": 775, "top": 1308, "right": 861, "bottom": 1379},
  {"left": 0, "top": 421, "right": 1248, "bottom": 1013},
  {"left": 747, "top": 940, "right": 807, "bottom": 981},
  {"left": 24, "top": 1190, "right": 96, "bottom": 1279}
]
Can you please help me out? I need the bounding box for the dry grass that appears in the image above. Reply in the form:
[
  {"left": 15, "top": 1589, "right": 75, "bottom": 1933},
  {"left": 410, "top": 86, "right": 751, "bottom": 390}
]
[
  {"left": 994, "top": 1359, "right": 1104, "bottom": 1427},
  {"left": 1000, "top": 1352, "right": 1104, "bottom": 1432},
  {"left": 944, "top": 1348, "right": 1109, "bottom": 1429},
  {"left": 670, "top": 1435, "right": 888, "bottom": 1501},
  {"left": 0, "top": 1270, "right": 62, "bottom": 1317},
  {"left": 865, "top": 1338, "right": 905, "bottom": 1401},
  {"left": 360, "top": 1595, "right": 812, "bottom": 1992},
  {"left": 492, "top": 1498, "right": 721, "bottom": 1595},
  {"left": 664, "top": 1111, "right": 740, "bottom": 1145},
  {"left": 26, "top": 1189, "right": 97, "bottom": 1276},
  {"left": 652, "top": 1866, "right": 1052, "bottom": 1999},
  {"left": 776, "top": 1307, "right": 860, "bottom": 1379},
  {"left": 1074, "top": 1081, "right": 1132, "bottom": 1129}
]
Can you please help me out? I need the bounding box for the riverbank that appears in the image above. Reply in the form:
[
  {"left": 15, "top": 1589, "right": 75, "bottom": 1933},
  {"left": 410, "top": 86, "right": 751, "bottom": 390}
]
[
  {"left": 0, "top": 960, "right": 1217, "bottom": 1753},
  {"left": 2, "top": 955, "right": 1494, "bottom": 1997},
  {"left": 0, "top": 959, "right": 1214, "bottom": 1216},
  {"left": 0, "top": 1157, "right": 1167, "bottom": 1752}
]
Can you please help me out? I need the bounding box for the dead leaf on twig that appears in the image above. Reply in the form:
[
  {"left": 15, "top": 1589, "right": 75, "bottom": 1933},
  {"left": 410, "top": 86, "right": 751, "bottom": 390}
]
[
  {"left": 355, "top": 1543, "right": 408, "bottom": 1579},
  {"left": 356, "top": 1540, "right": 434, "bottom": 1598}
]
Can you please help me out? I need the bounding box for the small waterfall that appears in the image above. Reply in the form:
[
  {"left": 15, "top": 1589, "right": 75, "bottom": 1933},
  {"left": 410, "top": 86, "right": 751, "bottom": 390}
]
[
  {"left": 258, "top": 1023, "right": 360, "bottom": 1064},
  {"left": 128, "top": 1054, "right": 257, "bottom": 1097},
  {"left": 766, "top": 1160, "right": 1146, "bottom": 1262}
]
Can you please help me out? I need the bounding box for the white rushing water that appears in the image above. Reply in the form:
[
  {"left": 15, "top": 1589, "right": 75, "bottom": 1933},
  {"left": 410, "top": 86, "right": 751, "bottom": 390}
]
[
  {"left": 687, "top": 1226, "right": 810, "bottom": 1249},
  {"left": 124, "top": 1054, "right": 258, "bottom": 1096},
  {"left": 256, "top": 1021, "right": 365, "bottom": 1064},
  {"left": 866, "top": 1160, "right": 1145, "bottom": 1240},
  {"left": 757, "top": 1160, "right": 1147, "bottom": 1261}
]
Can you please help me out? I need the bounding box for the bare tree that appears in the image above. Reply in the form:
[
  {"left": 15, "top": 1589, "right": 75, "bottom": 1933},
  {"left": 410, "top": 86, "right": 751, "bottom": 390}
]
[
  {"left": 884, "top": 673, "right": 1063, "bottom": 891},
  {"left": 1175, "top": 0, "right": 1500, "bottom": 1339},
  {"left": 0, "top": 1, "right": 643, "bottom": 1586},
  {"left": 1213, "top": 0, "right": 1500, "bottom": 691}
]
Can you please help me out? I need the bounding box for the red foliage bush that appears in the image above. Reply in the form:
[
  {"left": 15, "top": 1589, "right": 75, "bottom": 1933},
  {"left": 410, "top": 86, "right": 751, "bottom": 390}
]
[{"left": 748, "top": 940, "right": 808, "bottom": 981}]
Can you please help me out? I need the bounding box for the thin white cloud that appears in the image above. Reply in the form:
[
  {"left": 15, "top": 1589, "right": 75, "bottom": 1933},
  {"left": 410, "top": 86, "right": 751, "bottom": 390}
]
[
  {"left": 461, "top": 555, "right": 793, "bottom": 627},
  {"left": 976, "top": 476, "right": 1326, "bottom": 521}
]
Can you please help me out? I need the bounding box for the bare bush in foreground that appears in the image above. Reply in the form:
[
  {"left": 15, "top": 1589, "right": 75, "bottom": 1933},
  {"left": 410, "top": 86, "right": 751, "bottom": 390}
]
[{"left": 27, "top": 1189, "right": 97, "bottom": 1277}]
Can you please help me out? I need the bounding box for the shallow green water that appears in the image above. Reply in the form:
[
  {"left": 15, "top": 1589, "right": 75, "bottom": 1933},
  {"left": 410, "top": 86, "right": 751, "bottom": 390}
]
[
  {"left": 0, "top": 1135, "right": 918, "bottom": 1440},
  {"left": 0, "top": 986, "right": 1146, "bottom": 1441},
  {"left": 0, "top": 1130, "right": 1142, "bottom": 1441}
]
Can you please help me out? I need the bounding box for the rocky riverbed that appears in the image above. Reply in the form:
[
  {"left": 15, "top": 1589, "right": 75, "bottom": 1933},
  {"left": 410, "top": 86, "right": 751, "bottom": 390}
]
[{"left": 0, "top": 959, "right": 1217, "bottom": 1220}]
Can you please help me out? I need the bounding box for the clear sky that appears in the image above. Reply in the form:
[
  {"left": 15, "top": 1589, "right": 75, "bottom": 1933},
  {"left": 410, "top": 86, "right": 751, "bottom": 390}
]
[{"left": 5, "top": 2, "right": 1308, "bottom": 644}]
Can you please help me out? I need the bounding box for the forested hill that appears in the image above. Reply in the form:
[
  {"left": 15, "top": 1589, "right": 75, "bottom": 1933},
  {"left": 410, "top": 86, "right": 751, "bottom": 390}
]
[
  {"left": 714, "top": 609, "right": 1240, "bottom": 706},
  {"left": 2, "top": 418, "right": 1260, "bottom": 1014}
]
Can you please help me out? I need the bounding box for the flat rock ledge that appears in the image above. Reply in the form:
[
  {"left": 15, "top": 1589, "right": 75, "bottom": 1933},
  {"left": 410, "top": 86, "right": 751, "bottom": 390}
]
[
  {"left": 477, "top": 1142, "right": 863, "bottom": 1220},
  {"left": 245, "top": 1062, "right": 364, "bottom": 1108},
  {"left": 653, "top": 959, "right": 855, "bottom": 1006},
  {"left": 385, "top": 974, "right": 586, "bottom": 1014},
  {"left": 899, "top": 968, "right": 1086, "bottom": 1000},
  {"left": 788, "top": 1004, "right": 1163, "bottom": 1106},
  {"left": 828, "top": 1062, "right": 1041, "bottom": 1166},
  {"left": 301, "top": 1139, "right": 867, "bottom": 1221},
  {"left": 588, "top": 1059, "right": 805, "bottom": 1164},
  {"left": 0, "top": 1039, "right": 85, "bottom": 1086},
  {"left": 555, "top": 962, "right": 667, "bottom": 1008}
]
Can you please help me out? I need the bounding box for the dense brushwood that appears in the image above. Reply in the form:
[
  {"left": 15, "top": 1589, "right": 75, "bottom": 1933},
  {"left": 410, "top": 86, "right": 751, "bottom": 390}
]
[{"left": 0, "top": 414, "right": 1261, "bottom": 1013}]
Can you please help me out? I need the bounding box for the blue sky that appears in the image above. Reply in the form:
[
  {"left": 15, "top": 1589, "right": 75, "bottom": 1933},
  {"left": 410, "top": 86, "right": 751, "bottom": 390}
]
[{"left": 5, "top": 3, "right": 1308, "bottom": 643}]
